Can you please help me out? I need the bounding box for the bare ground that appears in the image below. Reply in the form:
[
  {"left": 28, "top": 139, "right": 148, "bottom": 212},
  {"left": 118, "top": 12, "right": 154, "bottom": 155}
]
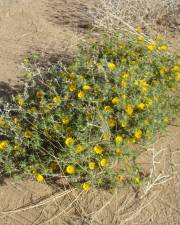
[{"left": 0, "top": 1, "right": 180, "bottom": 225}]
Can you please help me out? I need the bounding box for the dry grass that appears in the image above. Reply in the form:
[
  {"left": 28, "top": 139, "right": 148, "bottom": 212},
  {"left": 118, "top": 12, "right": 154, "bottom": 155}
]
[{"left": 89, "top": 0, "right": 179, "bottom": 33}]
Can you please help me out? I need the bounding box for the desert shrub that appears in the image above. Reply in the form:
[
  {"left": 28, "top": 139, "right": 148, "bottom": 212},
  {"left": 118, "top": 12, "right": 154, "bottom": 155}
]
[{"left": 0, "top": 33, "right": 179, "bottom": 190}]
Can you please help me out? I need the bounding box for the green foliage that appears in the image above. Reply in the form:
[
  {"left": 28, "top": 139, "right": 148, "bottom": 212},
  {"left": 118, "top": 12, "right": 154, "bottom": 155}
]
[{"left": 0, "top": 33, "right": 179, "bottom": 190}]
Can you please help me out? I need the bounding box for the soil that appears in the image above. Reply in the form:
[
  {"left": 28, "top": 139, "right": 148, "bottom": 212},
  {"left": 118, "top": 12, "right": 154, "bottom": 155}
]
[{"left": 0, "top": 1, "right": 180, "bottom": 225}]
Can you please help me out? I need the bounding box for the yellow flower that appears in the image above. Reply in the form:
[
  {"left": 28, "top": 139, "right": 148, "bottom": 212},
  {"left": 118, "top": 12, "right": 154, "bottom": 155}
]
[
  {"left": 78, "top": 91, "right": 85, "bottom": 98},
  {"left": 171, "top": 65, "right": 179, "bottom": 72},
  {"left": 158, "top": 45, "right": 168, "bottom": 51},
  {"left": 108, "top": 63, "right": 116, "bottom": 70},
  {"left": 160, "top": 68, "right": 166, "bottom": 75},
  {"left": 137, "top": 103, "right": 145, "bottom": 110},
  {"left": 176, "top": 73, "right": 180, "bottom": 80},
  {"left": 0, "top": 140, "right": 9, "bottom": 151},
  {"left": 127, "top": 138, "right": 136, "bottom": 144},
  {"left": 65, "top": 137, "right": 75, "bottom": 146},
  {"left": 108, "top": 118, "right": 116, "bottom": 128},
  {"left": 66, "top": 165, "right": 75, "bottom": 174},
  {"left": 176, "top": 53, "right": 180, "bottom": 58},
  {"left": 89, "top": 162, "right": 95, "bottom": 170},
  {"left": 122, "top": 73, "right": 129, "bottom": 79},
  {"left": 83, "top": 85, "right": 91, "bottom": 91},
  {"left": 36, "top": 174, "right": 44, "bottom": 183},
  {"left": 53, "top": 96, "right": 61, "bottom": 104},
  {"left": 82, "top": 183, "right": 91, "bottom": 191},
  {"left": 24, "top": 131, "right": 33, "bottom": 138},
  {"left": 36, "top": 91, "right": 44, "bottom": 98},
  {"left": 76, "top": 144, "right": 84, "bottom": 153},
  {"left": 121, "top": 122, "right": 127, "bottom": 128},
  {"left": 147, "top": 45, "right": 155, "bottom": 51},
  {"left": 137, "top": 35, "right": 145, "bottom": 41},
  {"left": 112, "top": 97, "right": 120, "bottom": 105},
  {"left": 163, "top": 117, "right": 168, "bottom": 123},
  {"left": 16, "top": 96, "right": 24, "bottom": 106},
  {"left": 62, "top": 116, "right": 70, "bottom": 125},
  {"left": 133, "top": 176, "right": 140, "bottom": 184},
  {"left": 115, "top": 135, "right": 123, "bottom": 143},
  {"left": 117, "top": 175, "right": 123, "bottom": 182},
  {"left": 125, "top": 105, "right": 133, "bottom": 115},
  {"left": 146, "top": 99, "right": 153, "bottom": 107},
  {"left": 69, "top": 83, "right": 76, "bottom": 92},
  {"left": 121, "top": 80, "right": 127, "bottom": 88},
  {"left": 104, "top": 105, "right": 112, "bottom": 112},
  {"left": 150, "top": 40, "right": 156, "bottom": 46},
  {"left": 93, "top": 145, "right": 104, "bottom": 154},
  {"left": 100, "top": 158, "right": 108, "bottom": 167},
  {"left": 134, "top": 130, "right": 142, "bottom": 139}
]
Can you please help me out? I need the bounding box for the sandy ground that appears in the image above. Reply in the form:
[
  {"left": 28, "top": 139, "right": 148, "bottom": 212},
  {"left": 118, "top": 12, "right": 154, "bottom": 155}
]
[{"left": 0, "top": 0, "right": 180, "bottom": 225}]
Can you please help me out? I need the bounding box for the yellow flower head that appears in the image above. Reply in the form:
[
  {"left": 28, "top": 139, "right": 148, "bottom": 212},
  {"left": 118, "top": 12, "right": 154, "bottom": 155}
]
[
  {"left": 160, "top": 68, "right": 167, "bottom": 75},
  {"left": 147, "top": 45, "right": 155, "bottom": 51},
  {"left": 0, "top": 140, "right": 9, "bottom": 151},
  {"left": 66, "top": 165, "right": 75, "bottom": 174},
  {"left": 62, "top": 116, "right": 70, "bottom": 125},
  {"left": 150, "top": 40, "right": 156, "bottom": 46},
  {"left": 137, "top": 103, "right": 145, "bottom": 110},
  {"left": 121, "top": 80, "right": 128, "bottom": 88},
  {"left": 171, "top": 65, "right": 180, "bottom": 72},
  {"left": 89, "top": 162, "right": 95, "bottom": 170},
  {"left": 100, "top": 158, "right": 108, "bottom": 167},
  {"left": 82, "top": 183, "right": 91, "bottom": 191},
  {"left": 122, "top": 73, "right": 129, "bottom": 79},
  {"left": 104, "top": 105, "right": 112, "bottom": 112},
  {"left": 127, "top": 138, "right": 136, "bottom": 144},
  {"left": 93, "top": 145, "right": 104, "bottom": 154},
  {"left": 163, "top": 117, "right": 168, "bottom": 123},
  {"left": 117, "top": 175, "right": 123, "bottom": 182},
  {"left": 65, "top": 137, "right": 75, "bottom": 146},
  {"left": 78, "top": 91, "right": 85, "bottom": 98},
  {"left": 121, "top": 122, "right": 127, "bottom": 128},
  {"left": 137, "top": 35, "right": 145, "bottom": 41},
  {"left": 24, "top": 131, "right": 33, "bottom": 138},
  {"left": 76, "top": 144, "right": 84, "bottom": 153},
  {"left": 53, "top": 96, "right": 61, "bottom": 104},
  {"left": 36, "top": 91, "right": 44, "bottom": 98},
  {"left": 69, "top": 83, "right": 76, "bottom": 92},
  {"left": 134, "top": 130, "right": 142, "bottom": 139},
  {"left": 115, "top": 135, "right": 123, "bottom": 143},
  {"left": 112, "top": 97, "right": 120, "bottom": 105},
  {"left": 108, "top": 63, "right": 116, "bottom": 70},
  {"left": 158, "top": 45, "right": 168, "bottom": 51},
  {"left": 125, "top": 105, "right": 133, "bottom": 115},
  {"left": 176, "top": 73, "right": 180, "bottom": 80},
  {"left": 36, "top": 174, "right": 44, "bottom": 183},
  {"left": 82, "top": 85, "right": 91, "bottom": 91},
  {"left": 108, "top": 118, "right": 116, "bottom": 128}
]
